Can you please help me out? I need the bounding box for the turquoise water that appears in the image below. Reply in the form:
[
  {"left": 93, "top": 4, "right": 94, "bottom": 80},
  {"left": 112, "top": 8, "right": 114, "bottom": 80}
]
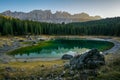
[{"left": 11, "top": 39, "right": 114, "bottom": 59}]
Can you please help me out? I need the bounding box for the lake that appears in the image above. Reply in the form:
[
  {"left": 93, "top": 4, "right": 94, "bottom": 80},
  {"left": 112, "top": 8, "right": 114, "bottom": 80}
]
[{"left": 8, "top": 39, "right": 114, "bottom": 59}]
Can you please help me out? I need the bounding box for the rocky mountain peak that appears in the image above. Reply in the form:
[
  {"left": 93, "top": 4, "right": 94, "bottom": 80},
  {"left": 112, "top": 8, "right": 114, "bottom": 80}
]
[{"left": 0, "top": 10, "right": 102, "bottom": 23}]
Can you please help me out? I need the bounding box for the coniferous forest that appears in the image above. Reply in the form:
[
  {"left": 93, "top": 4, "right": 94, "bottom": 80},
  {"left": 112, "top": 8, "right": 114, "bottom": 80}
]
[{"left": 0, "top": 15, "right": 120, "bottom": 36}]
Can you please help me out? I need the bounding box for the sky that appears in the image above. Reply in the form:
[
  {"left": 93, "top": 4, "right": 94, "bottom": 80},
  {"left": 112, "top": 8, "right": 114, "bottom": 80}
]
[{"left": 0, "top": 0, "right": 120, "bottom": 18}]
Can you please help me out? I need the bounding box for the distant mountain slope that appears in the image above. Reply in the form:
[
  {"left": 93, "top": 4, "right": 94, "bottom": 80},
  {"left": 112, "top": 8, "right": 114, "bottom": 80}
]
[{"left": 0, "top": 10, "right": 101, "bottom": 23}]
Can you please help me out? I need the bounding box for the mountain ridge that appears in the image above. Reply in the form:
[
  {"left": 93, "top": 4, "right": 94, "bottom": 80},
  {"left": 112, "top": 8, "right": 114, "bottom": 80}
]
[{"left": 0, "top": 10, "right": 102, "bottom": 23}]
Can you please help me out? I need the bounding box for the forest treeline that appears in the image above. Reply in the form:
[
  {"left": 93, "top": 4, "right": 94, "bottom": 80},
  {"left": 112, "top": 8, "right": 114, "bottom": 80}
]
[{"left": 0, "top": 15, "right": 120, "bottom": 36}]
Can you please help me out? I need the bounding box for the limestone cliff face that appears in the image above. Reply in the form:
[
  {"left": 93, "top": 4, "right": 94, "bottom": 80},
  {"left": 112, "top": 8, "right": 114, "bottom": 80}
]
[{"left": 1, "top": 10, "right": 101, "bottom": 23}]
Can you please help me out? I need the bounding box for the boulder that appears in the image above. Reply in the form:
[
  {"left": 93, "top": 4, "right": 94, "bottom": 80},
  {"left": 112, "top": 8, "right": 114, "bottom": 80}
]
[
  {"left": 70, "top": 49, "right": 105, "bottom": 70},
  {"left": 61, "top": 54, "right": 73, "bottom": 60}
]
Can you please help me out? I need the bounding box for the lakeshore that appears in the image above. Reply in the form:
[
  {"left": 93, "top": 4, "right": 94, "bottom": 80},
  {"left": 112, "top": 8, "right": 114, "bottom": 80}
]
[{"left": 0, "top": 36, "right": 120, "bottom": 62}]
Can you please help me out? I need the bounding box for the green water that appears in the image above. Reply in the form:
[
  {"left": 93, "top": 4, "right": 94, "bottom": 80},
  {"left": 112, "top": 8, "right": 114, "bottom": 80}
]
[{"left": 8, "top": 39, "right": 114, "bottom": 58}]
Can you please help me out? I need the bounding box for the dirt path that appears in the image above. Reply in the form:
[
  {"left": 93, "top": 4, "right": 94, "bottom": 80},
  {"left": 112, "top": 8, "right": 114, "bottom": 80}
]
[{"left": 103, "top": 39, "right": 120, "bottom": 54}]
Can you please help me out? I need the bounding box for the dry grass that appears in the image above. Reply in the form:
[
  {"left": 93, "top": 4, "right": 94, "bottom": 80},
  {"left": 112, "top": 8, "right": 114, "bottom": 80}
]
[
  {"left": 0, "top": 60, "right": 65, "bottom": 69},
  {"left": 94, "top": 53, "right": 120, "bottom": 80},
  {"left": 0, "top": 60, "right": 66, "bottom": 79}
]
